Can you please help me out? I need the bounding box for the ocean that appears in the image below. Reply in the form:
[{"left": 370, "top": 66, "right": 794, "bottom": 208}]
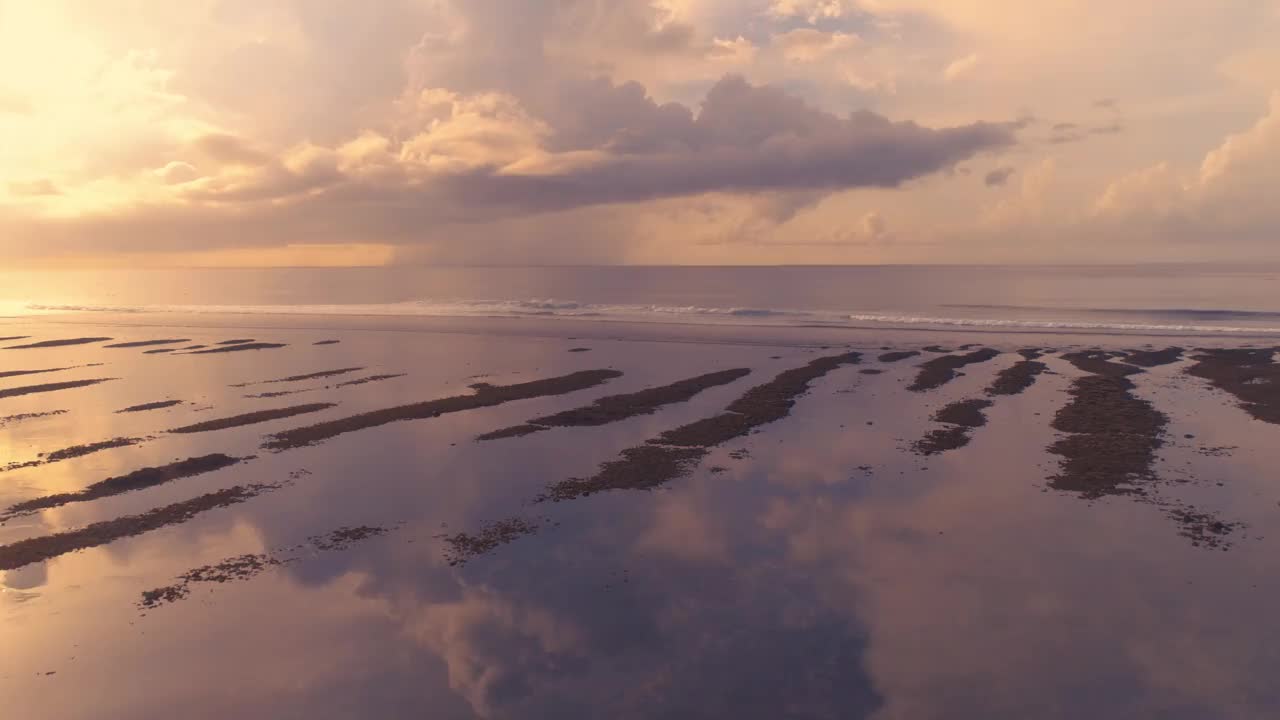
[{"left": 4, "top": 264, "right": 1280, "bottom": 336}]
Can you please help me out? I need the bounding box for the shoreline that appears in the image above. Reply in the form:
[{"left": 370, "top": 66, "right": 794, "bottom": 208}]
[{"left": 7, "top": 311, "right": 1280, "bottom": 349}]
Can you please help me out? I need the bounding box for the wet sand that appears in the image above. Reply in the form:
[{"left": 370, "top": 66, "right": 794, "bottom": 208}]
[{"left": 3, "top": 314, "right": 1280, "bottom": 719}]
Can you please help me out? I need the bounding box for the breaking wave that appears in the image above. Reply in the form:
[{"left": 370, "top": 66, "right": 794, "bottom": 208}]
[{"left": 20, "top": 299, "right": 1280, "bottom": 336}]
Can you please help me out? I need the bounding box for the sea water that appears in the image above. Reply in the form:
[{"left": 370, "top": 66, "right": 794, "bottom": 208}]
[{"left": 4, "top": 264, "right": 1280, "bottom": 336}]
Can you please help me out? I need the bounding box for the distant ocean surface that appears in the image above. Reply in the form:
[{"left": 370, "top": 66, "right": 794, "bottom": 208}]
[{"left": 5, "top": 264, "right": 1280, "bottom": 337}]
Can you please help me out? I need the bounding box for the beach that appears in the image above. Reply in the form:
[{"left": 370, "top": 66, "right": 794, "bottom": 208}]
[{"left": 2, "top": 308, "right": 1279, "bottom": 719}]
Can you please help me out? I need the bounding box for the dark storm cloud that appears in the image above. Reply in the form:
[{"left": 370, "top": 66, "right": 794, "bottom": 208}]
[
  {"left": 205, "top": 75, "right": 1019, "bottom": 213},
  {"left": 3, "top": 73, "right": 1018, "bottom": 259}
]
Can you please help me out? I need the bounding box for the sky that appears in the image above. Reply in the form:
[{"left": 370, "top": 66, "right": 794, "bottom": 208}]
[{"left": 1, "top": 0, "right": 1279, "bottom": 267}]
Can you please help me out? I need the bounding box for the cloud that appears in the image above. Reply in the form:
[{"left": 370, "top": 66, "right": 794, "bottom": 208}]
[
  {"left": 1092, "top": 93, "right": 1280, "bottom": 243},
  {"left": 943, "top": 53, "right": 979, "bottom": 81},
  {"left": 0, "top": 89, "right": 30, "bottom": 115},
  {"left": 192, "top": 133, "right": 273, "bottom": 167},
  {"left": 774, "top": 29, "right": 859, "bottom": 63},
  {"left": 7, "top": 179, "right": 61, "bottom": 197},
  {"left": 155, "top": 161, "right": 200, "bottom": 185},
  {"left": 767, "top": 0, "right": 860, "bottom": 24},
  {"left": 5, "top": 0, "right": 1279, "bottom": 265},
  {"left": 983, "top": 166, "right": 1016, "bottom": 186},
  {"left": 40, "top": 74, "right": 1013, "bottom": 254}
]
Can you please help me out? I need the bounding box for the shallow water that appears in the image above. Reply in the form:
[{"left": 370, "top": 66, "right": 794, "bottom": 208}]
[{"left": 1, "top": 315, "right": 1278, "bottom": 719}]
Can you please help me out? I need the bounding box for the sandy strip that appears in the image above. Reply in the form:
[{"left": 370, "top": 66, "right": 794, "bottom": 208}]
[
  {"left": 477, "top": 367, "right": 751, "bottom": 441},
  {"left": 1049, "top": 350, "right": 1240, "bottom": 548},
  {"left": 332, "top": 373, "right": 405, "bottom": 388},
  {"left": 116, "top": 400, "right": 184, "bottom": 413},
  {"left": 0, "top": 378, "right": 115, "bottom": 400},
  {"left": 2, "top": 437, "right": 146, "bottom": 473},
  {"left": 1, "top": 454, "right": 246, "bottom": 521},
  {"left": 169, "top": 403, "right": 336, "bottom": 434},
  {"left": 1186, "top": 348, "right": 1280, "bottom": 424},
  {"left": 245, "top": 373, "right": 407, "bottom": 399},
  {"left": 264, "top": 369, "right": 623, "bottom": 450},
  {"left": 0, "top": 481, "right": 282, "bottom": 571},
  {"left": 1123, "top": 347, "right": 1184, "bottom": 367},
  {"left": 1048, "top": 351, "right": 1162, "bottom": 498},
  {"left": 0, "top": 363, "right": 102, "bottom": 380},
  {"left": 986, "top": 355, "right": 1049, "bottom": 396},
  {"left": 231, "top": 367, "right": 365, "bottom": 387},
  {"left": 0, "top": 336, "right": 30, "bottom": 342},
  {"left": 217, "top": 339, "right": 256, "bottom": 345},
  {"left": 190, "top": 342, "right": 288, "bottom": 354},
  {"left": 4, "top": 337, "right": 113, "bottom": 350},
  {"left": 4, "top": 337, "right": 114, "bottom": 350},
  {"left": 0, "top": 410, "right": 67, "bottom": 427},
  {"left": 877, "top": 350, "right": 921, "bottom": 362},
  {"left": 913, "top": 399, "right": 994, "bottom": 455},
  {"left": 313, "top": 339, "right": 341, "bottom": 345},
  {"left": 139, "top": 525, "right": 388, "bottom": 609},
  {"left": 913, "top": 350, "right": 1049, "bottom": 454},
  {"left": 543, "top": 352, "right": 860, "bottom": 501},
  {"left": 442, "top": 518, "right": 542, "bottom": 566},
  {"left": 908, "top": 348, "right": 1001, "bottom": 392},
  {"left": 104, "top": 339, "right": 191, "bottom": 349}
]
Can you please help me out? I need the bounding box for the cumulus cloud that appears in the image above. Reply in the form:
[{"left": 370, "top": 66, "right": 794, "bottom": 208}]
[
  {"left": 1092, "top": 93, "right": 1280, "bottom": 242},
  {"left": 155, "top": 161, "right": 200, "bottom": 185},
  {"left": 4, "top": 0, "right": 1278, "bottom": 265},
  {"left": 57, "top": 75, "right": 1015, "bottom": 250},
  {"left": 768, "top": 0, "right": 859, "bottom": 23}
]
